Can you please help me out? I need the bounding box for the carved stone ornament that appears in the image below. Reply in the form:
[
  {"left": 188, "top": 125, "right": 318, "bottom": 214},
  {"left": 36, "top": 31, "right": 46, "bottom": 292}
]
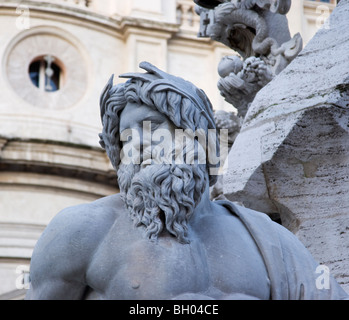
[{"left": 194, "top": 0, "right": 302, "bottom": 117}]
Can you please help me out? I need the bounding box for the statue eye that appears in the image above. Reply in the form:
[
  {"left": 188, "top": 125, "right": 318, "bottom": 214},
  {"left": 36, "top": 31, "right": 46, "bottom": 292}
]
[
  {"left": 151, "top": 122, "right": 161, "bottom": 130},
  {"left": 142, "top": 117, "right": 163, "bottom": 130}
]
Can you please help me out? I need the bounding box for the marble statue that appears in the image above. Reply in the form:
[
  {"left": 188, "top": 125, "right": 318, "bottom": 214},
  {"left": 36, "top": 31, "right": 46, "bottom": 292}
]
[
  {"left": 26, "top": 62, "right": 348, "bottom": 300},
  {"left": 195, "top": 0, "right": 302, "bottom": 117}
]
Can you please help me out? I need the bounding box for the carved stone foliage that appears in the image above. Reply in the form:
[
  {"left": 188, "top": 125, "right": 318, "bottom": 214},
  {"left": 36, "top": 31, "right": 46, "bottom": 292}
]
[
  {"left": 194, "top": 0, "right": 302, "bottom": 117},
  {"left": 217, "top": 55, "right": 273, "bottom": 117}
]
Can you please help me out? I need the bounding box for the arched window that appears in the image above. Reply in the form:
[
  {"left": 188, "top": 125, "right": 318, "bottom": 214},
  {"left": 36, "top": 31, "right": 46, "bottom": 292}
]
[{"left": 29, "top": 55, "right": 63, "bottom": 92}]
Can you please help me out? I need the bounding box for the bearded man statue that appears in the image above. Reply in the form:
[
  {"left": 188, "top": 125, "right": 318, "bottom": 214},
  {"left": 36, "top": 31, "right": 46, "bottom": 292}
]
[{"left": 26, "top": 62, "right": 348, "bottom": 300}]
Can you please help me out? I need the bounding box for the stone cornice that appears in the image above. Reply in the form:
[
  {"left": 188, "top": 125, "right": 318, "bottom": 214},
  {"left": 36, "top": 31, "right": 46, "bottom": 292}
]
[
  {"left": 0, "top": 138, "right": 118, "bottom": 190},
  {"left": 0, "top": 1, "right": 180, "bottom": 39},
  {"left": 0, "top": 0, "right": 221, "bottom": 44}
]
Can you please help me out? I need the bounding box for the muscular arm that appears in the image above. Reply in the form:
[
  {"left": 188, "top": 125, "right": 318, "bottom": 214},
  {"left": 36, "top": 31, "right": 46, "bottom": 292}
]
[{"left": 26, "top": 198, "right": 118, "bottom": 300}]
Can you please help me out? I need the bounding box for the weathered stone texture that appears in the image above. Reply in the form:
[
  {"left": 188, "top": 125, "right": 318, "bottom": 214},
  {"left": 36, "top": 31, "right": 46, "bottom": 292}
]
[{"left": 223, "top": 0, "right": 349, "bottom": 291}]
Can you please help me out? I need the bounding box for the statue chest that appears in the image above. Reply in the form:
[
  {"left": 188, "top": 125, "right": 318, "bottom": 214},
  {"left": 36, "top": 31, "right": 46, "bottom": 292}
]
[
  {"left": 85, "top": 234, "right": 210, "bottom": 299},
  {"left": 85, "top": 226, "right": 270, "bottom": 300}
]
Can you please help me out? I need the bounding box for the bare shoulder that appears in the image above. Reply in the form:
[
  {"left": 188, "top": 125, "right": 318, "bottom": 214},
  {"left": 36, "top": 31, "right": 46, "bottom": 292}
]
[
  {"left": 36, "top": 193, "right": 124, "bottom": 248},
  {"left": 49, "top": 193, "right": 125, "bottom": 235},
  {"left": 29, "top": 194, "right": 125, "bottom": 288}
]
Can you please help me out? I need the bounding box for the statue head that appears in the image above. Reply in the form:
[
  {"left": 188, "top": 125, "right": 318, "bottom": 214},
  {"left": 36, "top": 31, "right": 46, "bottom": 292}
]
[{"left": 99, "top": 62, "right": 220, "bottom": 243}]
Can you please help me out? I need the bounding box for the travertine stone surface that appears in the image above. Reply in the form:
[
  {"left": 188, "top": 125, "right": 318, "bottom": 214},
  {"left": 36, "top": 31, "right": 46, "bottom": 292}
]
[{"left": 223, "top": 0, "right": 349, "bottom": 292}]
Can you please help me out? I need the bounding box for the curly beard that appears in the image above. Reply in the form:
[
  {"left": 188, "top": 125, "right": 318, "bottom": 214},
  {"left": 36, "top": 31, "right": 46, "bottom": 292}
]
[{"left": 117, "top": 163, "right": 208, "bottom": 244}]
